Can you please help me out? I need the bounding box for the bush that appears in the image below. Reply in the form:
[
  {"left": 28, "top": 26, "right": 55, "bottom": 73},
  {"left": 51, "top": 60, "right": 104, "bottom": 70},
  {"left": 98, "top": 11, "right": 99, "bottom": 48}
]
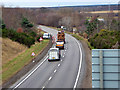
[
  {"left": 17, "top": 27, "right": 23, "bottom": 33},
  {"left": 2, "top": 29, "right": 35, "bottom": 47},
  {"left": 89, "top": 30, "right": 119, "bottom": 49},
  {"left": 37, "top": 36, "right": 41, "bottom": 42},
  {"left": 29, "top": 31, "right": 37, "bottom": 37}
]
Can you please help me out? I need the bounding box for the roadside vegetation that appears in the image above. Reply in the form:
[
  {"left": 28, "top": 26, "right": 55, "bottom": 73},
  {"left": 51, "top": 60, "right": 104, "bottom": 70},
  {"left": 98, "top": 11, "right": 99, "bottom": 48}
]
[
  {"left": 64, "top": 31, "right": 94, "bottom": 49},
  {"left": 2, "top": 28, "right": 35, "bottom": 47},
  {"left": 1, "top": 17, "right": 50, "bottom": 84},
  {"left": 2, "top": 39, "right": 49, "bottom": 83},
  {"left": 89, "top": 29, "right": 120, "bottom": 49}
]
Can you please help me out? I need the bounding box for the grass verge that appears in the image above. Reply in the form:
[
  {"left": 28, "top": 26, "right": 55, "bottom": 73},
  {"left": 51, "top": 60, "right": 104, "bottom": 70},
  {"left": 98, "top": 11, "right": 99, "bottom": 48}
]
[
  {"left": 2, "top": 40, "right": 49, "bottom": 83},
  {"left": 65, "top": 31, "right": 94, "bottom": 50}
]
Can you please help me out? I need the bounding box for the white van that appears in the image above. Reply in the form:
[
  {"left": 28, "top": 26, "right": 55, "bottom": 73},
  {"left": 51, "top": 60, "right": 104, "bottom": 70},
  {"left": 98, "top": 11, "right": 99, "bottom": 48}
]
[
  {"left": 48, "top": 48, "right": 60, "bottom": 61},
  {"left": 43, "top": 33, "right": 50, "bottom": 39}
]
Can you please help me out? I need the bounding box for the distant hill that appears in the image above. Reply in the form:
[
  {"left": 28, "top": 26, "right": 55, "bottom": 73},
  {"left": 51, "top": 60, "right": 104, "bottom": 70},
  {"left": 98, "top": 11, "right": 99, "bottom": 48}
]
[{"left": 48, "top": 4, "right": 119, "bottom": 11}]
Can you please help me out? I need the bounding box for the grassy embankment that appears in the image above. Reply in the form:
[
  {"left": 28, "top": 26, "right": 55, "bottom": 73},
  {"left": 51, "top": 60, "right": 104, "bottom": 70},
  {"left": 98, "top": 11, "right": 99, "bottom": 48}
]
[{"left": 1, "top": 38, "right": 49, "bottom": 84}]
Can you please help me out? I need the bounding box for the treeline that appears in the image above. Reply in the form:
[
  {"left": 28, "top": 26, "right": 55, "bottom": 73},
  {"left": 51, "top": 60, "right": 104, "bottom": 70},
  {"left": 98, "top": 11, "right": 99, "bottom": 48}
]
[
  {"left": 1, "top": 6, "right": 119, "bottom": 49},
  {"left": 2, "top": 7, "right": 119, "bottom": 33},
  {"left": 2, "top": 7, "right": 87, "bottom": 32},
  {"left": 1, "top": 16, "right": 43, "bottom": 47}
]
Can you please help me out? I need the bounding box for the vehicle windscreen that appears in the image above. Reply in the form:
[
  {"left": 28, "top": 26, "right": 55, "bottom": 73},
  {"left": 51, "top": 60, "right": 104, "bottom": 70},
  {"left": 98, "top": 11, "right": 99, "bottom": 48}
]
[{"left": 43, "top": 33, "right": 48, "bottom": 36}]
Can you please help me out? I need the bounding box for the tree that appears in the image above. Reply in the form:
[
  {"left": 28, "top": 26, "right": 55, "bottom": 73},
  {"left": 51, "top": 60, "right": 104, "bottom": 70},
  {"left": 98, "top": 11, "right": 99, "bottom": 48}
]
[
  {"left": 59, "top": 16, "right": 73, "bottom": 31},
  {"left": 85, "top": 16, "right": 99, "bottom": 36},
  {"left": 1, "top": 20, "right": 6, "bottom": 29},
  {"left": 21, "top": 17, "right": 33, "bottom": 32}
]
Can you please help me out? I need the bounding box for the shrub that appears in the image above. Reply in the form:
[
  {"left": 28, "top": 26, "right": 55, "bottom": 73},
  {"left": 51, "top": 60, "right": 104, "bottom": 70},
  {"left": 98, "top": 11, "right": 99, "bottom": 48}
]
[
  {"left": 17, "top": 27, "right": 23, "bottom": 33},
  {"left": 89, "top": 30, "right": 119, "bottom": 49},
  {"left": 2, "top": 29, "right": 35, "bottom": 47},
  {"left": 29, "top": 31, "right": 37, "bottom": 37},
  {"left": 37, "top": 35, "right": 41, "bottom": 42}
]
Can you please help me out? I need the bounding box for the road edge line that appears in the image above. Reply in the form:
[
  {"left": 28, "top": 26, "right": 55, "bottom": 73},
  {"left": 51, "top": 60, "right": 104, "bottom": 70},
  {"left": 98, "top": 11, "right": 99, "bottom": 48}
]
[{"left": 73, "top": 36, "right": 83, "bottom": 89}]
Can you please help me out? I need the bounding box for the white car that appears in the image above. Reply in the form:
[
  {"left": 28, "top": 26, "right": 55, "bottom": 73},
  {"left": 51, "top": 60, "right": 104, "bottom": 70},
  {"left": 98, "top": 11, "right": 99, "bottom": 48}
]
[
  {"left": 43, "top": 33, "right": 50, "bottom": 39},
  {"left": 48, "top": 48, "right": 60, "bottom": 61}
]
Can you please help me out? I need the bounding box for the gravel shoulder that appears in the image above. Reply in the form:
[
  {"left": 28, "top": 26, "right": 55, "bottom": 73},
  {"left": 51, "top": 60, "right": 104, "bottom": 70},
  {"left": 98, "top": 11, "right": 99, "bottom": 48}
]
[{"left": 78, "top": 39, "right": 92, "bottom": 88}]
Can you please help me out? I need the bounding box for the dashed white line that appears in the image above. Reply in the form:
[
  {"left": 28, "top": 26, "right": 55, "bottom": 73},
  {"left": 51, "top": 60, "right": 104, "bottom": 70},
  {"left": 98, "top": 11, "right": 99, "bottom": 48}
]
[
  {"left": 54, "top": 70, "right": 57, "bottom": 73},
  {"left": 65, "top": 50, "right": 67, "bottom": 51},
  {"left": 63, "top": 56, "right": 64, "bottom": 57},
  {"left": 61, "top": 59, "right": 63, "bottom": 61},
  {"left": 58, "top": 64, "right": 61, "bottom": 67},
  {"left": 48, "top": 77, "right": 52, "bottom": 80}
]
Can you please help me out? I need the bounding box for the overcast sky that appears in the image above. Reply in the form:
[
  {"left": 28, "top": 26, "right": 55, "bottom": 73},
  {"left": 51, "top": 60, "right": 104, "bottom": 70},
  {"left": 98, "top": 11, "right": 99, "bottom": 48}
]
[{"left": 0, "top": 0, "right": 120, "bottom": 7}]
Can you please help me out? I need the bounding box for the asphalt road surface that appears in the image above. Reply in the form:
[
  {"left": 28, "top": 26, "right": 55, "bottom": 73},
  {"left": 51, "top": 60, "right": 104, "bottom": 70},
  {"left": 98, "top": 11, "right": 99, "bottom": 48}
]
[{"left": 11, "top": 26, "right": 85, "bottom": 88}]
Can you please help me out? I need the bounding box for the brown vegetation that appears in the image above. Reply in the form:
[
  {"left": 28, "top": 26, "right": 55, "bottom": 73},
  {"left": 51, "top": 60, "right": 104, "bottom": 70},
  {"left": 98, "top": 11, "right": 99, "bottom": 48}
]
[{"left": 2, "top": 37, "right": 27, "bottom": 64}]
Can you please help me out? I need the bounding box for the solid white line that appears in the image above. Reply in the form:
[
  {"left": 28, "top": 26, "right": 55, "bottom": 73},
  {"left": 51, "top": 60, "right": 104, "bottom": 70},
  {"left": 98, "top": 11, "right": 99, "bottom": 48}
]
[
  {"left": 14, "top": 56, "right": 48, "bottom": 89},
  {"left": 73, "top": 37, "right": 83, "bottom": 88},
  {"left": 48, "top": 77, "right": 52, "bottom": 80},
  {"left": 54, "top": 70, "right": 57, "bottom": 73},
  {"left": 58, "top": 64, "right": 60, "bottom": 67}
]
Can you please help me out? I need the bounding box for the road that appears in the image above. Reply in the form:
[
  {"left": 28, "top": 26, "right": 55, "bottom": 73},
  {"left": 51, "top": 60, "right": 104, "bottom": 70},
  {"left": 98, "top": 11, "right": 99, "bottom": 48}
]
[{"left": 11, "top": 26, "right": 85, "bottom": 88}]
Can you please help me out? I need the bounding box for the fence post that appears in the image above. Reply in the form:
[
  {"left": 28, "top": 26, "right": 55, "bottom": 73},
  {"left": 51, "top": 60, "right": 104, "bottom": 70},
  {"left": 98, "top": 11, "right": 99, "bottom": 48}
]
[{"left": 99, "top": 50, "right": 103, "bottom": 88}]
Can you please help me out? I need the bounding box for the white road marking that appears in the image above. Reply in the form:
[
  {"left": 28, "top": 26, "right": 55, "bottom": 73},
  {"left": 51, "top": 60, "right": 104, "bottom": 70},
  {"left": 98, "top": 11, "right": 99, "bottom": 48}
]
[
  {"left": 58, "top": 64, "right": 60, "bottom": 67},
  {"left": 54, "top": 70, "right": 57, "bottom": 73},
  {"left": 14, "top": 56, "right": 48, "bottom": 89},
  {"left": 48, "top": 77, "right": 52, "bottom": 80},
  {"left": 64, "top": 52, "right": 65, "bottom": 54},
  {"left": 63, "top": 56, "right": 64, "bottom": 57},
  {"left": 73, "top": 37, "right": 83, "bottom": 88},
  {"left": 65, "top": 50, "right": 67, "bottom": 51},
  {"left": 61, "top": 59, "right": 63, "bottom": 61},
  {"left": 42, "top": 86, "right": 45, "bottom": 89}
]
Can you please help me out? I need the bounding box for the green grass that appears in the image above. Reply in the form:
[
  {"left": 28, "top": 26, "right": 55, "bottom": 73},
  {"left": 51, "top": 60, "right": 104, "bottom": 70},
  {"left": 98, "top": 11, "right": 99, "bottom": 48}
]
[
  {"left": 65, "top": 31, "right": 73, "bottom": 35},
  {"left": 2, "top": 40, "right": 49, "bottom": 83},
  {"left": 86, "top": 40, "right": 95, "bottom": 49},
  {"left": 72, "top": 34, "right": 83, "bottom": 40},
  {"left": 65, "top": 31, "right": 94, "bottom": 49},
  {"left": 41, "top": 31, "right": 45, "bottom": 34}
]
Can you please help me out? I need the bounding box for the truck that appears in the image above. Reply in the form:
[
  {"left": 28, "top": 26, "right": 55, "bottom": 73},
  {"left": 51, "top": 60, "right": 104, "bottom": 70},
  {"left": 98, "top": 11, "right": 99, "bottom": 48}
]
[
  {"left": 56, "top": 30, "right": 65, "bottom": 49},
  {"left": 57, "top": 30, "right": 65, "bottom": 43}
]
